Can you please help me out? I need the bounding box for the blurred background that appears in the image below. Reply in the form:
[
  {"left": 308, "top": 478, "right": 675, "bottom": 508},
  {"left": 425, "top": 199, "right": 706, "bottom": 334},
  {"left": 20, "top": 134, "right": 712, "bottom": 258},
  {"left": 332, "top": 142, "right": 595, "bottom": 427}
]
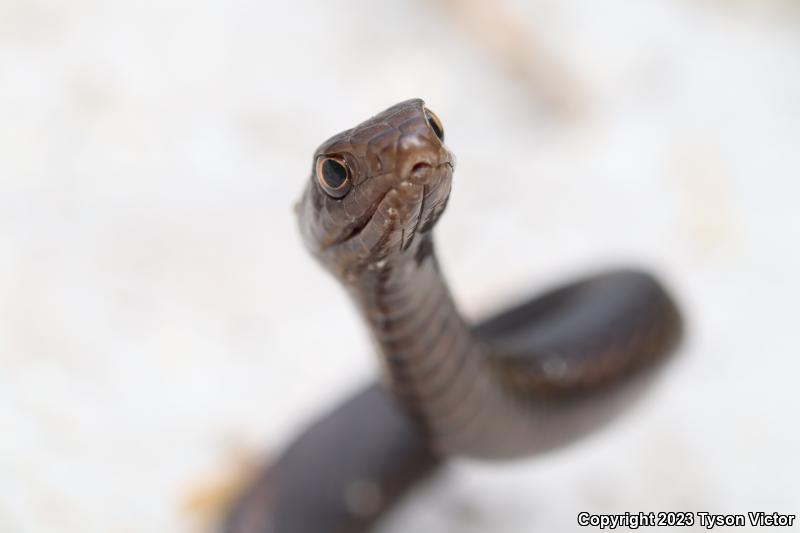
[{"left": 2, "top": 1, "right": 799, "bottom": 532}]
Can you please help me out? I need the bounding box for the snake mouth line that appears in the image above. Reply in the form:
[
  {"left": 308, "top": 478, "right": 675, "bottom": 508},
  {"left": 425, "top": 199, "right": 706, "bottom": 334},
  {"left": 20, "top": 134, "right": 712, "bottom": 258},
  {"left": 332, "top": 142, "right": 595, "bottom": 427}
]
[
  {"left": 331, "top": 181, "right": 430, "bottom": 248},
  {"left": 327, "top": 188, "right": 394, "bottom": 248},
  {"left": 326, "top": 160, "right": 452, "bottom": 249},
  {"left": 402, "top": 184, "right": 426, "bottom": 250}
]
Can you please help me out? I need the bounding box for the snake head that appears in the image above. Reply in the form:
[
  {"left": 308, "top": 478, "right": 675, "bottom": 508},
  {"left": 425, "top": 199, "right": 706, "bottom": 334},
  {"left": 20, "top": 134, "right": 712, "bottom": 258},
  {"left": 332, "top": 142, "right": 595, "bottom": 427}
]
[{"left": 297, "top": 98, "right": 455, "bottom": 282}]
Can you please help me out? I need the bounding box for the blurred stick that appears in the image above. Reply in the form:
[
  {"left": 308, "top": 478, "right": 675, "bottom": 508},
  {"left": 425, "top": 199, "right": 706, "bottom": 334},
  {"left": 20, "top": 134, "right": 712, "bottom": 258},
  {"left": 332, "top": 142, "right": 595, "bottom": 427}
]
[
  {"left": 182, "top": 444, "right": 263, "bottom": 533},
  {"left": 436, "top": 0, "right": 588, "bottom": 118}
]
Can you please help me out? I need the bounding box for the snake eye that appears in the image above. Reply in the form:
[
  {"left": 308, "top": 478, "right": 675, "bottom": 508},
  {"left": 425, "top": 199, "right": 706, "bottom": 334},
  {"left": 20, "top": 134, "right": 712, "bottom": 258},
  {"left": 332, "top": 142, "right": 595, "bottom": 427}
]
[
  {"left": 424, "top": 107, "right": 444, "bottom": 142},
  {"left": 316, "top": 156, "right": 351, "bottom": 198}
]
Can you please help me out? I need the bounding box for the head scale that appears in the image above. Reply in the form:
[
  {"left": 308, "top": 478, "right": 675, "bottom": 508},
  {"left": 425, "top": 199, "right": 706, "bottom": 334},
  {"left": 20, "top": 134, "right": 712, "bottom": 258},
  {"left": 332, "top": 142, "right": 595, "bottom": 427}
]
[{"left": 297, "top": 99, "right": 455, "bottom": 278}]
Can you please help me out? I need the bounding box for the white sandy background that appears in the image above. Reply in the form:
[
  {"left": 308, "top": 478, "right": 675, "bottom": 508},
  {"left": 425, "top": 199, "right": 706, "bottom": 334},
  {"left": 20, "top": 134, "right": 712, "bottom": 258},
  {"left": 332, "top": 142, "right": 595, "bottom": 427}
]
[{"left": 1, "top": 1, "right": 799, "bottom": 532}]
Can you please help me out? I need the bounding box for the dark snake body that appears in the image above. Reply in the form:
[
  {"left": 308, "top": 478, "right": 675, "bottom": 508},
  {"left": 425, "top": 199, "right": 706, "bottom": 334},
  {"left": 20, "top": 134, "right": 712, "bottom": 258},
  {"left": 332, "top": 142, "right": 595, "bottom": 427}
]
[{"left": 224, "top": 100, "right": 683, "bottom": 533}]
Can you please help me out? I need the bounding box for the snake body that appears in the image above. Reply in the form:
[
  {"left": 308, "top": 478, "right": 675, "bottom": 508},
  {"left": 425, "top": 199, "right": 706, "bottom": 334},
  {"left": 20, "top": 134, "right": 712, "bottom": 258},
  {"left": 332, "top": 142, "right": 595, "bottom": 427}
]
[{"left": 224, "top": 99, "right": 683, "bottom": 532}]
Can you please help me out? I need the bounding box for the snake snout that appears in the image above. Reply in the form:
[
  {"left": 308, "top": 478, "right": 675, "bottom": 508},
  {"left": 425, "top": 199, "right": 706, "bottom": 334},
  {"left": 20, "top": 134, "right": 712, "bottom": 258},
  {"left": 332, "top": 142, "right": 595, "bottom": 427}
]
[
  {"left": 406, "top": 155, "right": 452, "bottom": 186},
  {"left": 397, "top": 131, "right": 450, "bottom": 182},
  {"left": 410, "top": 161, "right": 434, "bottom": 182}
]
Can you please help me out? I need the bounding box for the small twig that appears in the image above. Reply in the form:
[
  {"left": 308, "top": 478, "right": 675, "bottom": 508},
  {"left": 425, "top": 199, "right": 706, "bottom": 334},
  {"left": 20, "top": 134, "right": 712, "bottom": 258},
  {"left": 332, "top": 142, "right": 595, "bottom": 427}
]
[{"left": 435, "top": 0, "right": 588, "bottom": 117}]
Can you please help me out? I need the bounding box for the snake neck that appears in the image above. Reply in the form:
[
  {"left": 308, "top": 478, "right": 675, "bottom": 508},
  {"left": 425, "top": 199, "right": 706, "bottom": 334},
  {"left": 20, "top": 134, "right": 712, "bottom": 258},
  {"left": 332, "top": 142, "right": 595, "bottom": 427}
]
[
  {"left": 347, "top": 236, "right": 510, "bottom": 457},
  {"left": 342, "top": 235, "right": 683, "bottom": 461}
]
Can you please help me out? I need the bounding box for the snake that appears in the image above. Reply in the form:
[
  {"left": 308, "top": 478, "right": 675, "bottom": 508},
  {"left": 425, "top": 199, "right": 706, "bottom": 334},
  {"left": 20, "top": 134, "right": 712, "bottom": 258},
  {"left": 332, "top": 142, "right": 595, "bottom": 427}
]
[{"left": 222, "top": 99, "right": 683, "bottom": 533}]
